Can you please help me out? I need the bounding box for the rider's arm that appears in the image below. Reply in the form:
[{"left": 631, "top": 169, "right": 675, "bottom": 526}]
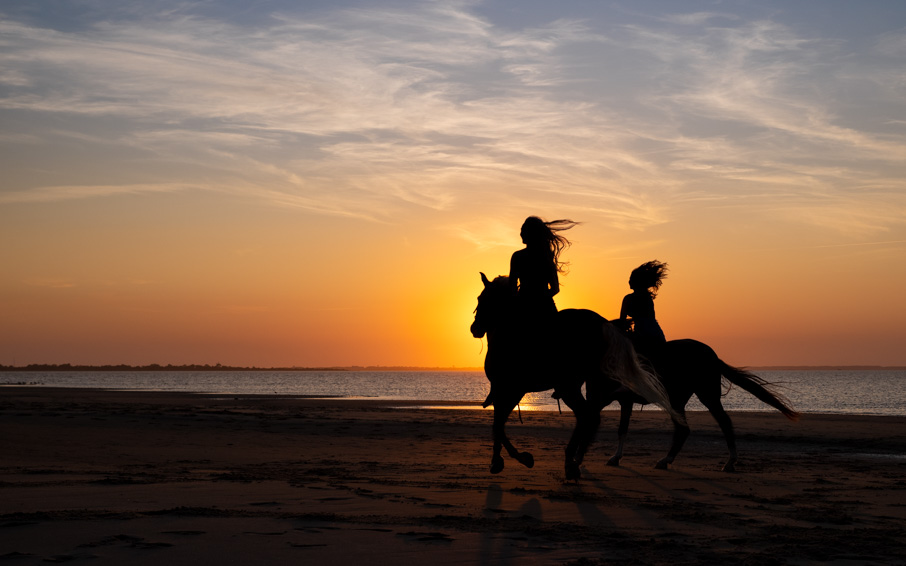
[
  {"left": 548, "top": 265, "right": 560, "bottom": 297},
  {"left": 620, "top": 293, "right": 632, "bottom": 320}
]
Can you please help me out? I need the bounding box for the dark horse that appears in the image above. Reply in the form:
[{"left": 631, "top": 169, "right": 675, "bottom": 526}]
[
  {"left": 470, "top": 273, "right": 679, "bottom": 480},
  {"left": 604, "top": 337, "right": 800, "bottom": 471}
]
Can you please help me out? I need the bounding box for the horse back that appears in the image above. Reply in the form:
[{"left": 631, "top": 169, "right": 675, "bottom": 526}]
[
  {"left": 656, "top": 339, "right": 722, "bottom": 397},
  {"left": 556, "top": 309, "right": 609, "bottom": 348},
  {"left": 556, "top": 308, "right": 606, "bottom": 326},
  {"left": 664, "top": 338, "right": 718, "bottom": 361}
]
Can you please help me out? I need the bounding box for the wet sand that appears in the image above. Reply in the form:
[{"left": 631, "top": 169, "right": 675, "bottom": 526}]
[{"left": 1, "top": 387, "right": 905, "bottom": 565}]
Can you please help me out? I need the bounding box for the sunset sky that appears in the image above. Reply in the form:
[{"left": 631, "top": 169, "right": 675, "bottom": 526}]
[{"left": 2, "top": 1, "right": 905, "bottom": 367}]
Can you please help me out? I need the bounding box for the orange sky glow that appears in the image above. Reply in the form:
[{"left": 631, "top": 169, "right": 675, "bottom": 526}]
[{"left": 1, "top": 1, "right": 905, "bottom": 367}]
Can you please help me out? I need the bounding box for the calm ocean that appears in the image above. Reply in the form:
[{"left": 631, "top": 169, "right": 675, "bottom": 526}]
[{"left": 2, "top": 369, "right": 905, "bottom": 416}]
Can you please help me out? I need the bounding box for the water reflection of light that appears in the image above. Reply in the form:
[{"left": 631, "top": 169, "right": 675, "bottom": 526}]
[
  {"left": 387, "top": 403, "right": 564, "bottom": 411},
  {"left": 388, "top": 405, "right": 488, "bottom": 411}
]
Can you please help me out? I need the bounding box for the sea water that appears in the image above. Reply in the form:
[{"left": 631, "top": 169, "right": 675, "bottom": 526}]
[{"left": 2, "top": 369, "right": 905, "bottom": 416}]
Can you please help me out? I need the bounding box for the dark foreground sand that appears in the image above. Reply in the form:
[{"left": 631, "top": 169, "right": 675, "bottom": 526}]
[{"left": 1, "top": 387, "right": 905, "bottom": 565}]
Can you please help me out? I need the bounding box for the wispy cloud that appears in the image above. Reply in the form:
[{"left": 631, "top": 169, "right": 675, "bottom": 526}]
[
  {"left": 660, "top": 12, "right": 737, "bottom": 26},
  {"left": 25, "top": 278, "right": 76, "bottom": 289},
  {"left": 0, "top": 3, "right": 904, "bottom": 240},
  {"left": 0, "top": 182, "right": 199, "bottom": 204},
  {"left": 0, "top": 6, "right": 637, "bottom": 221},
  {"left": 593, "top": 18, "right": 906, "bottom": 237}
]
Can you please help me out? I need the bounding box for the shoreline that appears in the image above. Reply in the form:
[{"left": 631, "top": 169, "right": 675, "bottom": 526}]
[
  {"left": 2, "top": 384, "right": 904, "bottom": 418},
  {"left": 2, "top": 387, "right": 905, "bottom": 564}
]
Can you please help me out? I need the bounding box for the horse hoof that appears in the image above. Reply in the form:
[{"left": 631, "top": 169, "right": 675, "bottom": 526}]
[
  {"left": 606, "top": 456, "right": 621, "bottom": 467},
  {"left": 722, "top": 461, "right": 737, "bottom": 473},
  {"left": 490, "top": 456, "right": 504, "bottom": 475},
  {"left": 517, "top": 452, "right": 534, "bottom": 469},
  {"left": 565, "top": 462, "right": 581, "bottom": 481},
  {"left": 654, "top": 459, "right": 670, "bottom": 470}
]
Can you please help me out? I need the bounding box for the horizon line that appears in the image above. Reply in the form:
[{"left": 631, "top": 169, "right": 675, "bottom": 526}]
[{"left": 2, "top": 363, "right": 905, "bottom": 372}]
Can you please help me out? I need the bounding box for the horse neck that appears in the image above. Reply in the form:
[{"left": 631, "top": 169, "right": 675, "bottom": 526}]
[
  {"left": 483, "top": 306, "right": 522, "bottom": 344},
  {"left": 484, "top": 314, "right": 543, "bottom": 354}
]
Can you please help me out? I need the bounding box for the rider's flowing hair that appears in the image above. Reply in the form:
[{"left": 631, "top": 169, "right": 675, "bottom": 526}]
[
  {"left": 630, "top": 260, "right": 669, "bottom": 297},
  {"left": 521, "top": 216, "right": 580, "bottom": 274}
]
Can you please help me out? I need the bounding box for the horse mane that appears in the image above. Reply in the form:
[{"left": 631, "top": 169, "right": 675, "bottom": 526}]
[{"left": 490, "top": 275, "right": 510, "bottom": 287}]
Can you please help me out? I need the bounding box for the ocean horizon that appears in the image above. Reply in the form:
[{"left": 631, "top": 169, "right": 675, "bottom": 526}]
[
  {"left": 2, "top": 368, "right": 905, "bottom": 417},
  {"left": 3, "top": 364, "right": 905, "bottom": 371}
]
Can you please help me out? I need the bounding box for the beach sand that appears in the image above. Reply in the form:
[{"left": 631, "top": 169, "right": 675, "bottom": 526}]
[{"left": 1, "top": 387, "right": 905, "bottom": 565}]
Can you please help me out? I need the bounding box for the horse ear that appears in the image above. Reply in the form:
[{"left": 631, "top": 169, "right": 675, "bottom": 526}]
[{"left": 480, "top": 272, "right": 490, "bottom": 286}]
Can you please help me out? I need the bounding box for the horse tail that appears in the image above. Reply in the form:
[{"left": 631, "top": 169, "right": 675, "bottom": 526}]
[
  {"left": 600, "top": 322, "right": 686, "bottom": 425},
  {"left": 720, "top": 361, "right": 800, "bottom": 421}
]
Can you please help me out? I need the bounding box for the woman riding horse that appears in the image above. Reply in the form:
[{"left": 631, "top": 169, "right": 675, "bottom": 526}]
[
  {"left": 509, "top": 216, "right": 578, "bottom": 328},
  {"left": 619, "top": 260, "right": 668, "bottom": 361}
]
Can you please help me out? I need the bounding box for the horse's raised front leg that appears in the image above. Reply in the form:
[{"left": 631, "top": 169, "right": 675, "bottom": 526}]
[
  {"left": 608, "top": 400, "right": 633, "bottom": 467},
  {"left": 490, "top": 397, "right": 534, "bottom": 474},
  {"left": 655, "top": 408, "right": 689, "bottom": 470}
]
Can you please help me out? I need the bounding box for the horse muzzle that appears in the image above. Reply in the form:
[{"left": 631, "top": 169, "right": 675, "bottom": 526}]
[{"left": 470, "top": 321, "right": 486, "bottom": 339}]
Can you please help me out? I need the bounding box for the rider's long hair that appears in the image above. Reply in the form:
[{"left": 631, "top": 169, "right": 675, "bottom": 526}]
[
  {"left": 630, "top": 260, "right": 668, "bottom": 298},
  {"left": 521, "top": 216, "right": 580, "bottom": 274}
]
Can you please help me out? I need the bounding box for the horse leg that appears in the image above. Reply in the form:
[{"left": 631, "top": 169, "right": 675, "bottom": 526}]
[
  {"left": 490, "top": 400, "right": 512, "bottom": 474},
  {"left": 490, "top": 398, "right": 534, "bottom": 474},
  {"left": 559, "top": 389, "right": 594, "bottom": 480},
  {"left": 499, "top": 417, "right": 535, "bottom": 469},
  {"left": 699, "top": 396, "right": 737, "bottom": 472},
  {"left": 490, "top": 414, "right": 505, "bottom": 474},
  {"left": 608, "top": 400, "right": 633, "bottom": 467},
  {"left": 573, "top": 409, "right": 601, "bottom": 468},
  {"left": 655, "top": 407, "right": 690, "bottom": 470},
  {"left": 506, "top": 437, "right": 535, "bottom": 469}
]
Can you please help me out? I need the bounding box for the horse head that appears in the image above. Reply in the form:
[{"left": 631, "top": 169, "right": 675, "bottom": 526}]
[{"left": 470, "top": 272, "right": 511, "bottom": 339}]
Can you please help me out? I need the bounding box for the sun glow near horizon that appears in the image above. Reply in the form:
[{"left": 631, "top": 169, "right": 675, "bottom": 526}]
[{"left": 1, "top": 1, "right": 905, "bottom": 367}]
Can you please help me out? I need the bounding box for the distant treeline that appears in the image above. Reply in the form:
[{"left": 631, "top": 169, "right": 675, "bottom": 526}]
[
  {"left": 0, "top": 364, "right": 483, "bottom": 372},
  {"left": 0, "top": 363, "right": 345, "bottom": 372}
]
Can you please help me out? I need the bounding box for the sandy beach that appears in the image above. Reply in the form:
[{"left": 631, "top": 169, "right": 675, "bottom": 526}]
[{"left": 1, "top": 387, "right": 905, "bottom": 565}]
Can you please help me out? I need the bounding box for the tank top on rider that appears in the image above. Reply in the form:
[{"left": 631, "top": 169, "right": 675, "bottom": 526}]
[
  {"left": 623, "top": 293, "right": 665, "bottom": 342},
  {"left": 511, "top": 248, "right": 557, "bottom": 317}
]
